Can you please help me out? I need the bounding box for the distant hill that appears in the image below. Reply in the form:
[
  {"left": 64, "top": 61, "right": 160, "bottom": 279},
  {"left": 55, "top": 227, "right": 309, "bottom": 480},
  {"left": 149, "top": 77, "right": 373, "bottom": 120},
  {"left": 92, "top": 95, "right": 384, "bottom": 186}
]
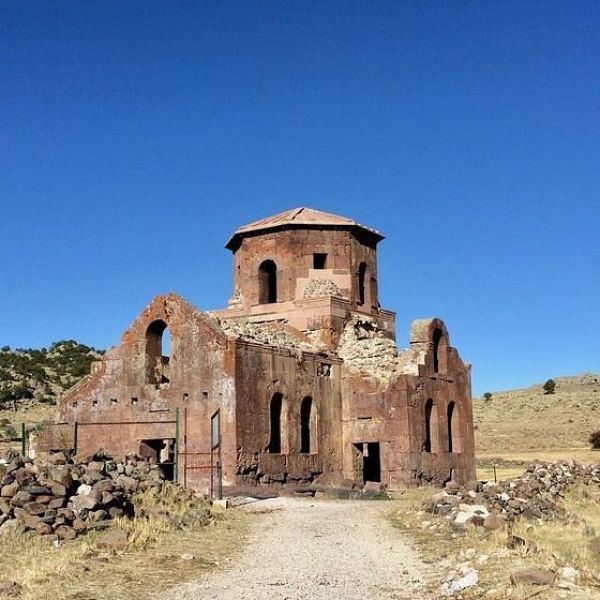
[
  {"left": 474, "top": 373, "right": 600, "bottom": 454},
  {"left": 0, "top": 341, "right": 104, "bottom": 409}
]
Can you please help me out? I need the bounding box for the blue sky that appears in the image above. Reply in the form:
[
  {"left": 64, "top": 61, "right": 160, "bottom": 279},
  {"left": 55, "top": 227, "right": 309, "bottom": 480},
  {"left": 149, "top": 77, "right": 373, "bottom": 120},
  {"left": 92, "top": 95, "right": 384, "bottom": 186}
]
[{"left": 1, "top": 1, "right": 598, "bottom": 395}]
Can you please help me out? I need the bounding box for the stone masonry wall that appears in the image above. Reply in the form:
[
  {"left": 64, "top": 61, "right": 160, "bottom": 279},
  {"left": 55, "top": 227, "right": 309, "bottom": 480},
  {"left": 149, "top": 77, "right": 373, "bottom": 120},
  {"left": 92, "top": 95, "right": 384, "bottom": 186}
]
[
  {"left": 234, "top": 342, "right": 344, "bottom": 490},
  {"left": 39, "top": 294, "right": 238, "bottom": 494},
  {"left": 230, "top": 228, "right": 379, "bottom": 312}
]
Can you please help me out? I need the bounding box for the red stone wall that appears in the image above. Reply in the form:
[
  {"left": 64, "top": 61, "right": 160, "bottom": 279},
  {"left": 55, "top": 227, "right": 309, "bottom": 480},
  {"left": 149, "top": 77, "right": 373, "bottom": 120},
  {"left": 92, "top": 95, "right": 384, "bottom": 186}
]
[
  {"left": 37, "top": 219, "right": 477, "bottom": 495},
  {"left": 231, "top": 228, "right": 379, "bottom": 311},
  {"left": 341, "top": 321, "right": 476, "bottom": 488},
  {"left": 234, "top": 342, "right": 344, "bottom": 490},
  {"left": 40, "top": 294, "right": 239, "bottom": 494}
]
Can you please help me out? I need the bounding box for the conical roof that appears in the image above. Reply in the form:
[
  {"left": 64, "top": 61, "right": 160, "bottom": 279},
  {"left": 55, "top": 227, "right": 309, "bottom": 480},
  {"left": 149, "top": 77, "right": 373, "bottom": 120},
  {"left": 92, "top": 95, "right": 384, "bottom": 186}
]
[{"left": 226, "top": 207, "right": 383, "bottom": 249}]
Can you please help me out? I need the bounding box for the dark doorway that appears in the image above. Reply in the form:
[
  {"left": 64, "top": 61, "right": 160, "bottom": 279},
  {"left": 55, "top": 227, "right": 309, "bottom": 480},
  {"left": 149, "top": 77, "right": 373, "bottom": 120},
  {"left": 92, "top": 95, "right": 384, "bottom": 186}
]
[
  {"left": 353, "top": 442, "right": 381, "bottom": 483},
  {"left": 139, "top": 438, "right": 175, "bottom": 481},
  {"left": 258, "top": 260, "right": 277, "bottom": 304}
]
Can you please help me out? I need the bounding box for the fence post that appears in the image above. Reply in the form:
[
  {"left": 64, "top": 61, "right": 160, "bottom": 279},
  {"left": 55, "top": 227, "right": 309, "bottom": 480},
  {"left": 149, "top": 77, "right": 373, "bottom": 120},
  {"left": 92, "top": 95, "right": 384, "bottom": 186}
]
[
  {"left": 21, "top": 423, "right": 26, "bottom": 456},
  {"left": 210, "top": 448, "right": 214, "bottom": 500},
  {"left": 217, "top": 460, "right": 223, "bottom": 500},
  {"left": 73, "top": 421, "right": 78, "bottom": 456},
  {"left": 174, "top": 408, "right": 180, "bottom": 484}
]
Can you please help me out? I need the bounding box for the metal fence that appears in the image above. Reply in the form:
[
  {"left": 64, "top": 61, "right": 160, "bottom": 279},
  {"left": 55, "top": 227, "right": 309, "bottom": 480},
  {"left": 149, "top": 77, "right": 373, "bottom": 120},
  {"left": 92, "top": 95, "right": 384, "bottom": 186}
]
[{"left": 17, "top": 407, "right": 223, "bottom": 498}]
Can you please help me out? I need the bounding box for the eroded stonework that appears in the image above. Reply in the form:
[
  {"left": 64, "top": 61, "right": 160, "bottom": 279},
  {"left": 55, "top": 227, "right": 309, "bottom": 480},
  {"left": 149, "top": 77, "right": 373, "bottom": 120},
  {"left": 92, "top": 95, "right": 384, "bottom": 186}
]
[{"left": 39, "top": 207, "right": 476, "bottom": 493}]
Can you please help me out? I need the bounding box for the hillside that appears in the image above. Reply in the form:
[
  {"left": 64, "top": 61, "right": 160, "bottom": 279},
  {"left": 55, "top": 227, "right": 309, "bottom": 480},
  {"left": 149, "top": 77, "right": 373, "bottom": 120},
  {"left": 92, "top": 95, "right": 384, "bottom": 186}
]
[
  {"left": 0, "top": 341, "right": 103, "bottom": 408},
  {"left": 474, "top": 373, "right": 600, "bottom": 468}
]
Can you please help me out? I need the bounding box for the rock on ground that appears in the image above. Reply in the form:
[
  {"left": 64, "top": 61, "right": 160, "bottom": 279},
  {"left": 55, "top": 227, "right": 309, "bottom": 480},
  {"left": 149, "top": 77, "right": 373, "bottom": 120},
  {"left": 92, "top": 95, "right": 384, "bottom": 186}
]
[{"left": 160, "top": 497, "right": 426, "bottom": 600}]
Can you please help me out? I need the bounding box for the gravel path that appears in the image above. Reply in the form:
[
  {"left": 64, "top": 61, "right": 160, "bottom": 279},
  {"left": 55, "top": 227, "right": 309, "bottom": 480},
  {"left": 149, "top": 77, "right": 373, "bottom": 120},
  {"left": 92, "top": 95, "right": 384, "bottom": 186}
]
[{"left": 161, "top": 497, "right": 428, "bottom": 600}]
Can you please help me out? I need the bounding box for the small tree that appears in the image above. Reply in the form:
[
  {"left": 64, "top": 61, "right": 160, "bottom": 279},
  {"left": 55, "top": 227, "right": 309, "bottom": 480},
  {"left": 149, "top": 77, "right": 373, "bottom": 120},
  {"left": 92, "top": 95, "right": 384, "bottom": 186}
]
[
  {"left": 543, "top": 379, "right": 556, "bottom": 395},
  {"left": 589, "top": 431, "right": 600, "bottom": 450},
  {"left": 483, "top": 392, "right": 493, "bottom": 402}
]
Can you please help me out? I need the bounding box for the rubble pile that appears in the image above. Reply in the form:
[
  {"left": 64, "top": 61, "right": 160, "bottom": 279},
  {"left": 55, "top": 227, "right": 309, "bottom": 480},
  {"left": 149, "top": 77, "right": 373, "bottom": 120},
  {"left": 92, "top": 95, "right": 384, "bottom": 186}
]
[
  {"left": 218, "top": 319, "right": 326, "bottom": 354},
  {"left": 337, "top": 317, "right": 397, "bottom": 382},
  {"left": 425, "top": 461, "right": 600, "bottom": 530},
  {"left": 0, "top": 450, "right": 165, "bottom": 539}
]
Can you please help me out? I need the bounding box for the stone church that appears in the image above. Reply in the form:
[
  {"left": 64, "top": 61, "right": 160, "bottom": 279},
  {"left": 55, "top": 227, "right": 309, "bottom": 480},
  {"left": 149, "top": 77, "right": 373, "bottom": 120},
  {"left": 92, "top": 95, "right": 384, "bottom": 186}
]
[{"left": 41, "top": 207, "right": 476, "bottom": 493}]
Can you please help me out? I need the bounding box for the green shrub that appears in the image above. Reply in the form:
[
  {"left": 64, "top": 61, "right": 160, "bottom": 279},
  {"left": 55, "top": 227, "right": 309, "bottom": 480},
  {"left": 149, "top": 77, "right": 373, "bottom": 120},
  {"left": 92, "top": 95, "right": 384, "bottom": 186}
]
[
  {"left": 543, "top": 379, "right": 556, "bottom": 394},
  {"left": 589, "top": 431, "right": 600, "bottom": 450}
]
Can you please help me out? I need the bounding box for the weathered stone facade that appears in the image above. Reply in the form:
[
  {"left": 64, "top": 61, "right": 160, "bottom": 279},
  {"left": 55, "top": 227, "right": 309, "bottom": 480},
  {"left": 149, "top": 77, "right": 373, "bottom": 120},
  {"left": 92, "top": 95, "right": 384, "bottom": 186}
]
[{"left": 40, "top": 207, "right": 476, "bottom": 493}]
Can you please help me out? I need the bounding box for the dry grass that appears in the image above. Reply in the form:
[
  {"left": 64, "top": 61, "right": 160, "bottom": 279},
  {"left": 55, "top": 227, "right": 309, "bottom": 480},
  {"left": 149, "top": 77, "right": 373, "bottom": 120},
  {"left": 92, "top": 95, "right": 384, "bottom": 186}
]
[
  {"left": 390, "top": 488, "right": 517, "bottom": 597},
  {"left": 0, "top": 485, "right": 248, "bottom": 600},
  {"left": 474, "top": 376, "right": 600, "bottom": 455},
  {"left": 0, "top": 403, "right": 56, "bottom": 429},
  {"left": 512, "top": 484, "right": 600, "bottom": 578},
  {"left": 0, "top": 403, "right": 56, "bottom": 455},
  {"left": 477, "top": 449, "right": 600, "bottom": 482},
  {"left": 389, "top": 488, "right": 595, "bottom": 599},
  {"left": 475, "top": 375, "right": 600, "bottom": 483}
]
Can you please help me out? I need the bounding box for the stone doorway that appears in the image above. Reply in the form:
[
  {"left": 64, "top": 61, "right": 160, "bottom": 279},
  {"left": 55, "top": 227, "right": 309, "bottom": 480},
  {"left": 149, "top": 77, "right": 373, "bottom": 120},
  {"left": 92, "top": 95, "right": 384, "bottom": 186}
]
[
  {"left": 139, "top": 438, "right": 176, "bottom": 481},
  {"left": 353, "top": 442, "right": 381, "bottom": 484}
]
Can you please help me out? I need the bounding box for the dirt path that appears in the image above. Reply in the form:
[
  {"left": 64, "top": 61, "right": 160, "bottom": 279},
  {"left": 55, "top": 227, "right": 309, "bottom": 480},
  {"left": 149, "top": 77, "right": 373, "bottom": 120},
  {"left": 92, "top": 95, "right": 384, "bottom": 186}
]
[{"left": 161, "top": 497, "right": 429, "bottom": 600}]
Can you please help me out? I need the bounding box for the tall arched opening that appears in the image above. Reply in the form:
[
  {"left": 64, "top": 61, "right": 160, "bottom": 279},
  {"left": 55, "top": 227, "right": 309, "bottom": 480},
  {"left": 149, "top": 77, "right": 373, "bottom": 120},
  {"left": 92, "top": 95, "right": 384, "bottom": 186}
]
[
  {"left": 258, "top": 260, "right": 277, "bottom": 304},
  {"left": 432, "top": 328, "right": 443, "bottom": 373},
  {"left": 300, "top": 396, "right": 314, "bottom": 453},
  {"left": 358, "top": 262, "right": 367, "bottom": 305},
  {"left": 268, "top": 392, "right": 285, "bottom": 453},
  {"left": 447, "top": 401, "right": 460, "bottom": 453},
  {"left": 424, "top": 398, "right": 434, "bottom": 453},
  {"left": 146, "top": 320, "right": 170, "bottom": 384}
]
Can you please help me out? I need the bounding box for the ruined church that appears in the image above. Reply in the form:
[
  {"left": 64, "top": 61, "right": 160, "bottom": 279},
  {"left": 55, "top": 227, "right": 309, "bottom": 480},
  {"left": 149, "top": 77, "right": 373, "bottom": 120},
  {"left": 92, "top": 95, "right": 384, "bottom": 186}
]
[{"left": 42, "top": 208, "right": 476, "bottom": 493}]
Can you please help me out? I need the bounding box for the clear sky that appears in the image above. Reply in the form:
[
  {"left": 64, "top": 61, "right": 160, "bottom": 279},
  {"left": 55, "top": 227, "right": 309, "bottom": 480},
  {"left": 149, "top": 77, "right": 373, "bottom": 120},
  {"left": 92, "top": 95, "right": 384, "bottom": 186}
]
[{"left": 1, "top": 1, "right": 598, "bottom": 395}]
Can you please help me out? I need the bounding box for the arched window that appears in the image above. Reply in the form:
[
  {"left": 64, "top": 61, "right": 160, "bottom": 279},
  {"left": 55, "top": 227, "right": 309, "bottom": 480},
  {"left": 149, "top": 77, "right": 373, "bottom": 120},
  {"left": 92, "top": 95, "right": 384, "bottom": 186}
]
[
  {"left": 424, "top": 398, "right": 434, "bottom": 453},
  {"left": 258, "top": 260, "right": 277, "bottom": 304},
  {"left": 432, "top": 328, "right": 442, "bottom": 373},
  {"left": 447, "top": 401, "right": 456, "bottom": 453},
  {"left": 146, "top": 320, "right": 170, "bottom": 384},
  {"left": 268, "top": 393, "right": 285, "bottom": 453},
  {"left": 358, "top": 262, "right": 367, "bottom": 305},
  {"left": 300, "top": 396, "right": 314, "bottom": 453}
]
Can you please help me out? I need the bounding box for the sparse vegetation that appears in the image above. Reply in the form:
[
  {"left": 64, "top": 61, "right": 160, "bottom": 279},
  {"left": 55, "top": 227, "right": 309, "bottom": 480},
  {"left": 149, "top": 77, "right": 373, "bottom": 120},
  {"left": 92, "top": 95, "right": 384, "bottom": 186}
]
[
  {"left": 0, "top": 482, "right": 247, "bottom": 600},
  {"left": 0, "top": 341, "right": 103, "bottom": 409},
  {"left": 474, "top": 373, "right": 600, "bottom": 480},
  {"left": 483, "top": 392, "right": 492, "bottom": 402},
  {"left": 511, "top": 482, "right": 600, "bottom": 575},
  {"left": 542, "top": 378, "right": 556, "bottom": 395},
  {"left": 392, "top": 475, "right": 600, "bottom": 597},
  {"left": 0, "top": 418, "right": 17, "bottom": 440}
]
